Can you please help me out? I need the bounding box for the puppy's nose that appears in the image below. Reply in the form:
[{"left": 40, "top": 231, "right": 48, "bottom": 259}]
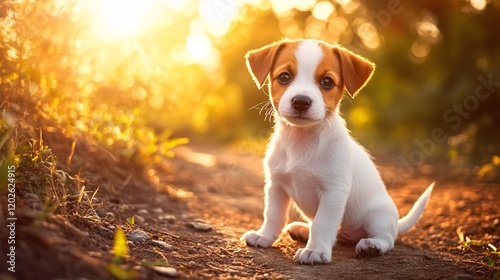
[{"left": 292, "top": 95, "right": 312, "bottom": 112}]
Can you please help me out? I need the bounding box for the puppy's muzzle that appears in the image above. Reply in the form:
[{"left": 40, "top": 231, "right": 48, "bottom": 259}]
[{"left": 292, "top": 95, "right": 312, "bottom": 113}]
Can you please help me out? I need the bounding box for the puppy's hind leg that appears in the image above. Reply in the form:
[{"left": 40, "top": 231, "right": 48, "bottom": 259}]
[
  {"left": 284, "top": 222, "right": 310, "bottom": 242},
  {"left": 355, "top": 208, "right": 398, "bottom": 256}
]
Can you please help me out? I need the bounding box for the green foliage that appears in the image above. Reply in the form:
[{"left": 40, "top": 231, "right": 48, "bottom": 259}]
[
  {"left": 0, "top": 121, "right": 93, "bottom": 216},
  {"left": 477, "top": 156, "right": 500, "bottom": 182},
  {"left": 126, "top": 216, "right": 135, "bottom": 227},
  {"left": 108, "top": 227, "right": 139, "bottom": 280},
  {"left": 457, "top": 227, "right": 484, "bottom": 251},
  {"left": 112, "top": 227, "right": 128, "bottom": 261},
  {"left": 107, "top": 264, "right": 138, "bottom": 280},
  {"left": 1, "top": 0, "right": 187, "bottom": 170},
  {"left": 457, "top": 227, "right": 500, "bottom": 270},
  {"left": 214, "top": 1, "right": 500, "bottom": 172}
]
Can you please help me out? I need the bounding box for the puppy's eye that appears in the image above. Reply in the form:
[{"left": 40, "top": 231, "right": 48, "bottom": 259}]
[
  {"left": 278, "top": 72, "right": 292, "bottom": 85},
  {"left": 320, "top": 76, "right": 335, "bottom": 89}
]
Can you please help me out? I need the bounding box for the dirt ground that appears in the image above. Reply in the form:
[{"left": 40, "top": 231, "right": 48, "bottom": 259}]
[{"left": 1, "top": 141, "right": 499, "bottom": 279}]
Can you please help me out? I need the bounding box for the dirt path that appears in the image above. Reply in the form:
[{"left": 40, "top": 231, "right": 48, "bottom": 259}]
[
  {"left": 163, "top": 144, "right": 498, "bottom": 279},
  {"left": 2, "top": 143, "right": 499, "bottom": 279}
]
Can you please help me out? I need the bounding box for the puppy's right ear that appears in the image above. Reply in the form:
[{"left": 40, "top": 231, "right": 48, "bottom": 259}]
[{"left": 245, "top": 41, "right": 287, "bottom": 89}]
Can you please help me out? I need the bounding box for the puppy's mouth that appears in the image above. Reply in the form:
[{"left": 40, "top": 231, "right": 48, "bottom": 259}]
[{"left": 280, "top": 113, "right": 321, "bottom": 127}]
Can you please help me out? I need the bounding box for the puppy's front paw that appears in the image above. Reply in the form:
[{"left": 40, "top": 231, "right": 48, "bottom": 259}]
[
  {"left": 294, "top": 248, "right": 331, "bottom": 264},
  {"left": 240, "top": 230, "right": 275, "bottom": 248}
]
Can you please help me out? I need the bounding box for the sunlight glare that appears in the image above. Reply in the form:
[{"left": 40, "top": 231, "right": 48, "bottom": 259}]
[
  {"left": 416, "top": 19, "right": 440, "bottom": 43},
  {"left": 313, "top": 1, "right": 335, "bottom": 21},
  {"left": 198, "top": 0, "right": 243, "bottom": 36},
  {"left": 470, "top": 0, "right": 487, "bottom": 11},
  {"left": 87, "top": 0, "right": 155, "bottom": 40},
  {"left": 411, "top": 40, "right": 430, "bottom": 58},
  {"left": 271, "top": 0, "right": 315, "bottom": 15},
  {"left": 185, "top": 32, "right": 219, "bottom": 68},
  {"left": 335, "top": 0, "right": 351, "bottom": 6},
  {"left": 164, "top": 0, "right": 189, "bottom": 13},
  {"left": 357, "top": 22, "right": 380, "bottom": 49}
]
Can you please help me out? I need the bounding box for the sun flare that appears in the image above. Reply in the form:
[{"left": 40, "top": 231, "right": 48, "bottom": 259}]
[{"left": 81, "top": 0, "right": 156, "bottom": 40}]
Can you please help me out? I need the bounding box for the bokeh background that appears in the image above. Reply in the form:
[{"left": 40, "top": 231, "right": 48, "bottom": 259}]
[{"left": 1, "top": 0, "right": 499, "bottom": 180}]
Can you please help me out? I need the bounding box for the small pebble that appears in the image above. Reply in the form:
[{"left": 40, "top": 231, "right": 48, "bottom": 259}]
[
  {"left": 88, "top": 251, "right": 102, "bottom": 258},
  {"left": 151, "top": 240, "right": 173, "bottom": 250},
  {"left": 159, "top": 214, "right": 177, "bottom": 222},
  {"left": 98, "top": 226, "right": 114, "bottom": 239},
  {"left": 134, "top": 215, "right": 146, "bottom": 224},
  {"left": 138, "top": 209, "right": 149, "bottom": 215},
  {"left": 151, "top": 266, "right": 178, "bottom": 278},
  {"left": 152, "top": 207, "right": 164, "bottom": 214},
  {"left": 187, "top": 221, "right": 212, "bottom": 232},
  {"left": 126, "top": 229, "right": 149, "bottom": 242}
]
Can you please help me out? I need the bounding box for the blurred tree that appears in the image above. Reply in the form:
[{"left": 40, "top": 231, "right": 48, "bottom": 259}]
[{"left": 214, "top": 0, "right": 500, "bottom": 170}]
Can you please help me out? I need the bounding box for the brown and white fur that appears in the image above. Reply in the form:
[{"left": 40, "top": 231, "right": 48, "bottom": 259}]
[{"left": 240, "top": 39, "right": 434, "bottom": 264}]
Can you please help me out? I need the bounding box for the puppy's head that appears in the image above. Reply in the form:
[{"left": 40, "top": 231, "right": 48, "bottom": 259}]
[{"left": 246, "top": 39, "right": 375, "bottom": 127}]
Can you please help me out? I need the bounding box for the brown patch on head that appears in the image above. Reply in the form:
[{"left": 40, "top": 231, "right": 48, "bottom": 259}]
[
  {"left": 245, "top": 39, "right": 301, "bottom": 111},
  {"left": 315, "top": 41, "right": 376, "bottom": 116},
  {"left": 333, "top": 45, "right": 375, "bottom": 97},
  {"left": 316, "top": 43, "right": 344, "bottom": 117},
  {"left": 245, "top": 40, "right": 289, "bottom": 88},
  {"left": 268, "top": 42, "right": 299, "bottom": 111}
]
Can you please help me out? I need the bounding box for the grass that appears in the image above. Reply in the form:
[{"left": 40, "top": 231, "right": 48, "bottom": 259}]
[
  {"left": 0, "top": 120, "right": 102, "bottom": 220},
  {"left": 1, "top": 83, "right": 188, "bottom": 278},
  {"left": 457, "top": 227, "right": 500, "bottom": 274}
]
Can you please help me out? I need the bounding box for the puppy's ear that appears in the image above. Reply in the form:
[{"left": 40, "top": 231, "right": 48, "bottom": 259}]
[
  {"left": 334, "top": 46, "right": 375, "bottom": 97},
  {"left": 245, "top": 41, "right": 287, "bottom": 89}
]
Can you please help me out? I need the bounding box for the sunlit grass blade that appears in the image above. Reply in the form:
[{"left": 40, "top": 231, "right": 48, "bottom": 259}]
[
  {"left": 113, "top": 227, "right": 128, "bottom": 261},
  {"left": 107, "top": 264, "right": 138, "bottom": 280}
]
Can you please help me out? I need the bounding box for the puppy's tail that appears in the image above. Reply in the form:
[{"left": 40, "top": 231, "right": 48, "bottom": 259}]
[{"left": 397, "top": 182, "right": 434, "bottom": 234}]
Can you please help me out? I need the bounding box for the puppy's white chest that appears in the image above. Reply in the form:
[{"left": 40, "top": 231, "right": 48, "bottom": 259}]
[
  {"left": 289, "top": 171, "right": 322, "bottom": 218},
  {"left": 270, "top": 147, "right": 325, "bottom": 218}
]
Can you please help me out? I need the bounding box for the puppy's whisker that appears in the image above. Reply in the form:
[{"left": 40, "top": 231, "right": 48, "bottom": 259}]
[
  {"left": 261, "top": 102, "right": 271, "bottom": 116},
  {"left": 344, "top": 93, "right": 354, "bottom": 106},
  {"left": 250, "top": 101, "right": 275, "bottom": 122},
  {"left": 263, "top": 103, "right": 274, "bottom": 121},
  {"left": 249, "top": 101, "right": 267, "bottom": 110},
  {"left": 250, "top": 101, "right": 270, "bottom": 113}
]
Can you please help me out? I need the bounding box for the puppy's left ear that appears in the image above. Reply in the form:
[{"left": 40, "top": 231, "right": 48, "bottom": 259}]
[
  {"left": 334, "top": 47, "right": 375, "bottom": 97},
  {"left": 245, "top": 40, "right": 287, "bottom": 89}
]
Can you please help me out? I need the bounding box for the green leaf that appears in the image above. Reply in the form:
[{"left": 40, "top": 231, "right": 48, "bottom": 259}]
[
  {"left": 486, "top": 257, "right": 495, "bottom": 268},
  {"left": 107, "top": 264, "right": 138, "bottom": 280},
  {"left": 126, "top": 216, "right": 135, "bottom": 226},
  {"left": 113, "top": 227, "right": 128, "bottom": 260},
  {"left": 164, "top": 137, "right": 189, "bottom": 150}
]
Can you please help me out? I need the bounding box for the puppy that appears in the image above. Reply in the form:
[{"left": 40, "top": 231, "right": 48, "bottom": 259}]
[{"left": 240, "top": 38, "right": 434, "bottom": 264}]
